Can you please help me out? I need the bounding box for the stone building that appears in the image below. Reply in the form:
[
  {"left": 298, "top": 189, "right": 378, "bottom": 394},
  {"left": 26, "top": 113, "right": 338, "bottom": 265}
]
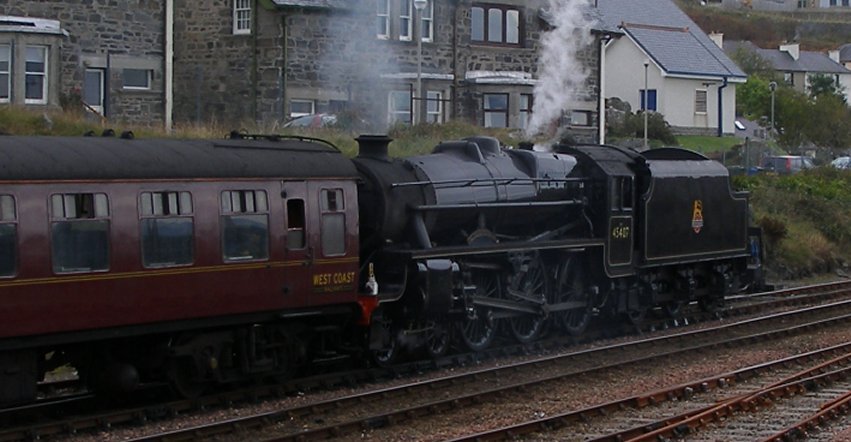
[
  {"left": 0, "top": 2, "right": 166, "bottom": 125},
  {"left": 1, "top": 0, "right": 602, "bottom": 139}
]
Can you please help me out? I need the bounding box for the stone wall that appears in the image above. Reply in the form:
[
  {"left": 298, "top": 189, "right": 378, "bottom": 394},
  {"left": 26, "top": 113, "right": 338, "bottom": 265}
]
[{"left": 0, "top": 1, "right": 166, "bottom": 126}]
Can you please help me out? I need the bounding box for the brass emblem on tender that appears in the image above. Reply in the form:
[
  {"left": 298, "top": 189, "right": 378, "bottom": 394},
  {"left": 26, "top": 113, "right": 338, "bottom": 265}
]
[{"left": 692, "top": 199, "right": 704, "bottom": 234}]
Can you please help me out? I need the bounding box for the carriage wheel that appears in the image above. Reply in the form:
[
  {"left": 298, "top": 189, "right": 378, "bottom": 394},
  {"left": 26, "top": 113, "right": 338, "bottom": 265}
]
[
  {"left": 459, "top": 271, "right": 499, "bottom": 352},
  {"left": 555, "top": 258, "right": 592, "bottom": 336},
  {"left": 168, "top": 358, "right": 208, "bottom": 399},
  {"left": 625, "top": 306, "right": 647, "bottom": 325},
  {"left": 424, "top": 321, "right": 451, "bottom": 358},
  {"left": 508, "top": 257, "right": 548, "bottom": 344}
]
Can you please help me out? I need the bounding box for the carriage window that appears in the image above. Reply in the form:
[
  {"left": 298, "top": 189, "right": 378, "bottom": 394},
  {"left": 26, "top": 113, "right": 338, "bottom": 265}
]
[
  {"left": 140, "top": 191, "right": 194, "bottom": 268},
  {"left": 287, "top": 199, "right": 306, "bottom": 250},
  {"left": 0, "top": 195, "right": 17, "bottom": 277},
  {"left": 50, "top": 193, "right": 110, "bottom": 273},
  {"left": 221, "top": 190, "right": 269, "bottom": 261},
  {"left": 320, "top": 189, "right": 346, "bottom": 256}
]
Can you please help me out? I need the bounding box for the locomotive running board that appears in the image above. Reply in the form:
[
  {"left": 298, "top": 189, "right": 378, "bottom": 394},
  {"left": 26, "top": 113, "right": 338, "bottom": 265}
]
[
  {"left": 471, "top": 296, "right": 588, "bottom": 316},
  {"left": 393, "top": 238, "right": 605, "bottom": 260}
]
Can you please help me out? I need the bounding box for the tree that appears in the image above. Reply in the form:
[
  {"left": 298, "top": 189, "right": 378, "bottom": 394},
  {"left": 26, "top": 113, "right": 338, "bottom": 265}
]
[
  {"left": 736, "top": 76, "right": 772, "bottom": 121},
  {"left": 808, "top": 73, "right": 846, "bottom": 103}
]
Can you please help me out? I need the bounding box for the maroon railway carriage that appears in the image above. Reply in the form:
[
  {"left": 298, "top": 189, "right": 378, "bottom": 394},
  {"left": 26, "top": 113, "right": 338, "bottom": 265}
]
[{"left": 0, "top": 134, "right": 369, "bottom": 404}]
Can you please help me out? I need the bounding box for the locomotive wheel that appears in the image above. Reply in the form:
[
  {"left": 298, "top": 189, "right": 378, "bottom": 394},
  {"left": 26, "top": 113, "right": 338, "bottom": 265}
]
[
  {"left": 372, "top": 335, "right": 400, "bottom": 367},
  {"left": 663, "top": 300, "right": 685, "bottom": 318},
  {"left": 424, "top": 322, "right": 451, "bottom": 358},
  {"left": 508, "top": 257, "right": 548, "bottom": 344},
  {"left": 625, "top": 307, "right": 647, "bottom": 325},
  {"left": 459, "top": 271, "right": 499, "bottom": 352},
  {"left": 555, "top": 258, "right": 591, "bottom": 336},
  {"left": 699, "top": 294, "right": 724, "bottom": 313}
]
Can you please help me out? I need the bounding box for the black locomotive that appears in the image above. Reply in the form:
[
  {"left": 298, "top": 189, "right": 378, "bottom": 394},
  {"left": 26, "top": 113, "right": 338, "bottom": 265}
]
[{"left": 353, "top": 135, "right": 763, "bottom": 359}]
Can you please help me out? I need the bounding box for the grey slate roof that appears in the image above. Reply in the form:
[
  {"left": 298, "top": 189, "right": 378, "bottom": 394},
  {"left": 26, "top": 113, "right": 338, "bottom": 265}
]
[
  {"left": 726, "top": 40, "right": 850, "bottom": 74},
  {"left": 596, "top": 0, "right": 746, "bottom": 80},
  {"left": 839, "top": 44, "right": 851, "bottom": 63}
]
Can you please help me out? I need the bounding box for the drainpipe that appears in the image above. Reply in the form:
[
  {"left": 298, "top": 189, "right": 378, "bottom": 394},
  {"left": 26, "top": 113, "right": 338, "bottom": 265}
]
[
  {"left": 598, "top": 34, "right": 613, "bottom": 144},
  {"left": 717, "top": 76, "right": 727, "bottom": 137},
  {"left": 251, "top": 0, "right": 259, "bottom": 123},
  {"left": 279, "top": 13, "right": 287, "bottom": 120},
  {"left": 164, "top": 0, "right": 174, "bottom": 132}
]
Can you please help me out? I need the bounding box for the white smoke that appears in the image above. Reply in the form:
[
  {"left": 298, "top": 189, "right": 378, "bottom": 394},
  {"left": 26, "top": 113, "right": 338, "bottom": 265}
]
[{"left": 525, "top": 0, "right": 596, "bottom": 138}]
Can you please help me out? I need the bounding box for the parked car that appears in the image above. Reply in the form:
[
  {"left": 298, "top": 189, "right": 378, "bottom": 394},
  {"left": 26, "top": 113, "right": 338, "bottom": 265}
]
[
  {"left": 830, "top": 156, "right": 851, "bottom": 170},
  {"left": 759, "top": 155, "right": 814, "bottom": 174},
  {"left": 282, "top": 113, "right": 338, "bottom": 128}
]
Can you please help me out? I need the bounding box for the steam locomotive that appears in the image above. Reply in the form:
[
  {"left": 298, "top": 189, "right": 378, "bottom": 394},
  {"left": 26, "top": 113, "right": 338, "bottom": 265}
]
[{"left": 0, "top": 133, "right": 762, "bottom": 406}]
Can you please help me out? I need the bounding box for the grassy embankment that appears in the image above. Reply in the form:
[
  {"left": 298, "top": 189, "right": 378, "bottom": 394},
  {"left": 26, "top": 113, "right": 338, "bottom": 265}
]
[{"left": 2, "top": 106, "right": 846, "bottom": 281}]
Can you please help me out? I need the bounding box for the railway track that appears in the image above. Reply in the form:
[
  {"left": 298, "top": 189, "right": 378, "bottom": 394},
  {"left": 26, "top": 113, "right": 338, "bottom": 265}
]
[
  {"left": 455, "top": 343, "right": 851, "bottom": 441},
  {"left": 2, "top": 280, "right": 850, "bottom": 441},
  {"left": 119, "top": 288, "right": 851, "bottom": 441}
]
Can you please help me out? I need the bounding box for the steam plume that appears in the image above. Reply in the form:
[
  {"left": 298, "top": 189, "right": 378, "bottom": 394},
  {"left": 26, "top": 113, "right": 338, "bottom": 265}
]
[{"left": 525, "top": 0, "right": 596, "bottom": 138}]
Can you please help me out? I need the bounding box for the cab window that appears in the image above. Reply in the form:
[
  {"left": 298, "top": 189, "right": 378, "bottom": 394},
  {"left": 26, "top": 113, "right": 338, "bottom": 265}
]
[
  {"left": 221, "top": 190, "right": 269, "bottom": 261},
  {"left": 50, "top": 193, "right": 110, "bottom": 273}
]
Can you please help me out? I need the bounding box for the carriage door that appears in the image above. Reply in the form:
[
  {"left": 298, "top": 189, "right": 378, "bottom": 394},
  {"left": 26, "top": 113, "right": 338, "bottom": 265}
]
[
  {"left": 607, "top": 175, "right": 634, "bottom": 275},
  {"left": 282, "top": 181, "right": 309, "bottom": 304}
]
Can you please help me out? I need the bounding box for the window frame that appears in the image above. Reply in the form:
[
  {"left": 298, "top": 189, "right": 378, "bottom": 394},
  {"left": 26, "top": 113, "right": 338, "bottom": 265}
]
[
  {"left": 420, "top": 0, "right": 434, "bottom": 43},
  {"left": 483, "top": 92, "right": 509, "bottom": 128},
  {"left": 519, "top": 93, "right": 533, "bottom": 130},
  {"left": 0, "top": 194, "right": 17, "bottom": 278},
  {"left": 694, "top": 89, "right": 708, "bottom": 114},
  {"left": 388, "top": 90, "right": 412, "bottom": 125},
  {"left": 471, "top": 3, "right": 523, "bottom": 47},
  {"left": 220, "top": 189, "right": 270, "bottom": 262},
  {"left": 319, "top": 188, "right": 347, "bottom": 257},
  {"left": 399, "top": 0, "right": 413, "bottom": 41},
  {"left": 25, "top": 45, "right": 48, "bottom": 105},
  {"left": 139, "top": 191, "right": 195, "bottom": 268},
  {"left": 233, "top": 0, "right": 252, "bottom": 35},
  {"left": 376, "top": 0, "right": 390, "bottom": 39},
  {"left": 49, "top": 193, "right": 111, "bottom": 274},
  {"left": 640, "top": 89, "right": 657, "bottom": 112},
  {"left": 122, "top": 68, "right": 152, "bottom": 91},
  {"left": 289, "top": 99, "right": 315, "bottom": 118},
  {"left": 426, "top": 90, "right": 442, "bottom": 123},
  {"left": 0, "top": 44, "right": 10, "bottom": 103}
]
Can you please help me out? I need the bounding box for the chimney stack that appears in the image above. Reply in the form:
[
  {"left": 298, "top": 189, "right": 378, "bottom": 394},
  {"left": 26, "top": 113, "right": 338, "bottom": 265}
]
[{"left": 356, "top": 135, "right": 393, "bottom": 160}]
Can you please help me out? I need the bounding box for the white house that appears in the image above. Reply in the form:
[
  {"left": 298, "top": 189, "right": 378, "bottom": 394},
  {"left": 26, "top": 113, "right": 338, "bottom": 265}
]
[{"left": 596, "top": 0, "right": 747, "bottom": 137}]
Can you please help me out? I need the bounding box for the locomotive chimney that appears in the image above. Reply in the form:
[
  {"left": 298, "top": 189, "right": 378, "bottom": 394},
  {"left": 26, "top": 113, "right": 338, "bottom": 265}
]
[{"left": 356, "top": 134, "right": 392, "bottom": 160}]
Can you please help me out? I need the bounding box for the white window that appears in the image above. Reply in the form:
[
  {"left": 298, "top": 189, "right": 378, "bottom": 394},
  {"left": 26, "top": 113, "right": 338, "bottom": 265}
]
[
  {"left": 420, "top": 1, "right": 434, "bottom": 42},
  {"left": 472, "top": 4, "right": 521, "bottom": 46},
  {"left": 695, "top": 89, "right": 708, "bottom": 114},
  {"left": 0, "top": 45, "right": 9, "bottom": 103},
  {"left": 84, "top": 69, "right": 105, "bottom": 114},
  {"left": 122, "top": 68, "right": 151, "bottom": 90},
  {"left": 377, "top": 0, "right": 390, "bottom": 39},
  {"left": 290, "top": 99, "right": 315, "bottom": 118},
  {"left": 233, "top": 0, "right": 252, "bottom": 35},
  {"left": 519, "top": 94, "right": 532, "bottom": 130},
  {"left": 389, "top": 90, "right": 412, "bottom": 124},
  {"left": 426, "top": 91, "right": 442, "bottom": 123},
  {"left": 483, "top": 93, "right": 508, "bottom": 128},
  {"left": 25, "top": 46, "right": 47, "bottom": 104},
  {"left": 399, "top": 0, "right": 412, "bottom": 41}
]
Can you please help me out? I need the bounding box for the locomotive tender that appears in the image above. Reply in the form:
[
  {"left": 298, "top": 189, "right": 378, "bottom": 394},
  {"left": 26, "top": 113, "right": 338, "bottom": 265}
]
[{"left": 0, "top": 133, "right": 762, "bottom": 406}]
